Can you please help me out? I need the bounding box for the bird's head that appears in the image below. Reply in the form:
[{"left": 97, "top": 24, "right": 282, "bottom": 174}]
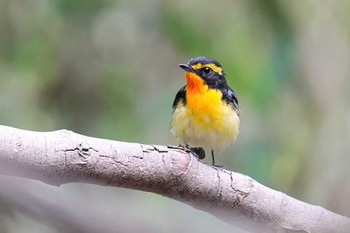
[{"left": 179, "top": 56, "right": 227, "bottom": 89}]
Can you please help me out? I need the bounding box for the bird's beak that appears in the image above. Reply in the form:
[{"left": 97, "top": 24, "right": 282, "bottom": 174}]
[{"left": 179, "top": 64, "right": 194, "bottom": 72}]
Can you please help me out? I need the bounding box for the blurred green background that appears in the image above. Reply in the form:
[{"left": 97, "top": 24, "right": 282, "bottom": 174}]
[{"left": 1, "top": 0, "right": 350, "bottom": 232}]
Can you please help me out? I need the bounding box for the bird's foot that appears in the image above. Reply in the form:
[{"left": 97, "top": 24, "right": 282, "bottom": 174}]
[
  {"left": 212, "top": 164, "right": 225, "bottom": 169},
  {"left": 189, "top": 147, "right": 206, "bottom": 160}
]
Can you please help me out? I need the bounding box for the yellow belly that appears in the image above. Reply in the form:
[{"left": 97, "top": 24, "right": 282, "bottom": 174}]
[{"left": 170, "top": 88, "right": 240, "bottom": 152}]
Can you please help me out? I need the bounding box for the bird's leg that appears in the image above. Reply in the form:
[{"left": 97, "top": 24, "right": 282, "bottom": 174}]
[
  {"left": 211, "top": 150, "right": 215, "bottom": 165},
  {"left": 212, "top": 150, "right": 224, "bottom": 168}
]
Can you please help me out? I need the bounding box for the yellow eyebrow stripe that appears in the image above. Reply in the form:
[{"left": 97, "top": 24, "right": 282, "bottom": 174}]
[{"left": 191, "top": 63, "right": 223, "bottom": 75}]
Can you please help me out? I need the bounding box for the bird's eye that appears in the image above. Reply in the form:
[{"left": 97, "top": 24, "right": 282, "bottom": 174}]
[{"left": 203, "top": 67, "right": 211, "bottom": 74}]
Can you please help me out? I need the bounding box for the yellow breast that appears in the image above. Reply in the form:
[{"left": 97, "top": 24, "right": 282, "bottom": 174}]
[{"left": 170, "top": 82, "right": 240, "bottom": 152}]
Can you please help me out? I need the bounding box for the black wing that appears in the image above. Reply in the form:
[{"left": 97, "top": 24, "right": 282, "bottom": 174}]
[
  {"left": 172, "top": 85, "right": 186, "bottom": 109},
  {"left": 222, "top": 87, "right": 240, "bottom": 115}
]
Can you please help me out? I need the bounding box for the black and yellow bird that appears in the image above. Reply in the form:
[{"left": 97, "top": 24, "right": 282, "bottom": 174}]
[{"left": 170, "top": 56, "right": 240, "bottom": 166}]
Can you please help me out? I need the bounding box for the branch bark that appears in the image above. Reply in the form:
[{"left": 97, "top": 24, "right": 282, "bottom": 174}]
[{"left": 0, "top": 125, "right": 349, "bottom": 233}]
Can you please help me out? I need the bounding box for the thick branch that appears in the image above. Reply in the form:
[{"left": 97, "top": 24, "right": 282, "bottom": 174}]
[{"left": 0, "top": 125, "right": 349, "bottom": 233}]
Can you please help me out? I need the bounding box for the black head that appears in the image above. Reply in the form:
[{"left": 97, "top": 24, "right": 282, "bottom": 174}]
[{"left": 179, "top": 56, "right": 227, "bottom": 88}]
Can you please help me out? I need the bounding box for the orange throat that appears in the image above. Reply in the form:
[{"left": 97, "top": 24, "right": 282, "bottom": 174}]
[
  {"left": 184, "top": 71, "right": 216, "bottom": 112},
  {"left": 185, "top": 71, "right": 206, "bottom": 94}
]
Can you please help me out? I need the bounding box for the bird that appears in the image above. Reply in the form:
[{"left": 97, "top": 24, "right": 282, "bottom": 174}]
[{"left": 170, "top": 56, "right": 240, "bottom": 166}]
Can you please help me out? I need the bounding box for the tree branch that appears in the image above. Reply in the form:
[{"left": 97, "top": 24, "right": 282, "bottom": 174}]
[{"left": 0, "top": 125, "right": 349, "bottom": 233}]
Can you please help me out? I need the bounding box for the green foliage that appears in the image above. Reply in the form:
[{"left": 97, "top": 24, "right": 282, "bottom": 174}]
[
  {"left": 55, "top": 0, "right": 113, "bottom": 20},
  {"left": 160, "top": 10, "right": 213, "bottom": 55}
]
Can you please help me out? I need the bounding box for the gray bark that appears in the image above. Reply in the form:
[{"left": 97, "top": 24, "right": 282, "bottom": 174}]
[{"left": 0, "top": 125, "right": 349, "bottom": 233}]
